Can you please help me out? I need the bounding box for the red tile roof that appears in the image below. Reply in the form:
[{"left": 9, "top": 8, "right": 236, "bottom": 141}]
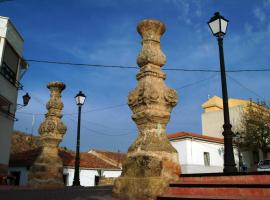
[
  {"left": 9, "top": 148, "right": 42, "bottom": 167},
  {"left": 59, "top": 151, "right": 120, "bottom": 169},
  {"left": 9, "top": 148, "right": 121, "bottom": 170},
  {"left": 168, "top": 132, "right": 224, "bottom": 143},
  {"left": 88, "top": 149, "right": 126, "bottom": 167}
]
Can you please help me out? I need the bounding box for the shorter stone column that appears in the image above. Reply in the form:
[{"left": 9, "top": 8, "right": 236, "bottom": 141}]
[{"left": 28, "top": 82, "right": 67, "bottom": 188}]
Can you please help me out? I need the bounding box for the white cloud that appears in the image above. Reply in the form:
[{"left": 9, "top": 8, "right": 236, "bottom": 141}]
[
  {"left": 253, "top": 7, "right": 266, "bottom": 22},
  {"left": 170, "top": 0, "right": 203, "bottom": 25}
]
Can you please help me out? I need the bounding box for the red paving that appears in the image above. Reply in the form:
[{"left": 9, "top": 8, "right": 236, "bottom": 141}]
[{"left": 158, "top": 173, "right": 270, "bottom": 200}]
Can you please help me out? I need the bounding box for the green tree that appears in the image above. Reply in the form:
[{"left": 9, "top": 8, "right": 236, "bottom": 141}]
[{"left": 239, "top": 100, "right": 270, "bottom": 160}]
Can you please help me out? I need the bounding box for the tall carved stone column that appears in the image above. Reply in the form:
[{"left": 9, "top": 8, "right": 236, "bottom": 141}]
[
  {"left": 113, "top": 19, "right": 181, "bottom": 200},
  {"left": 28, "top": 82, "right": 67, "bottom": 188}
]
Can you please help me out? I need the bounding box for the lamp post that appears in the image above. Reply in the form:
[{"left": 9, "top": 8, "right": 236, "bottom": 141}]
[
  {"left": 17, "top": 93, "right": 31, "bottom": 110},
  {"left": 72, "top": 91, "right": 86, "bottom": 186},
  {"left": 208, "top": 12, "right": 237, "bottom": 173}
]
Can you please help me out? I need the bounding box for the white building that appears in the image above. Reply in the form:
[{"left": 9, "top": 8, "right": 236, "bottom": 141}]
[
  {"left": 201, "top": 96, "right": 263, "bottom": 170},
  {"left": 0, "top": 16, "right": 28, "bottom": 175},
  {"left": 168, "top": 132, "right": 239, "bottom": 173},
  {"left": 9, "top": 132, "right": 241, "bottom": 186},
  {"left": 201, "top": 96, "right": 247, "bottom": 138},
  {"left": 9, "top": 148, "right": 124, "bottom": 186}
]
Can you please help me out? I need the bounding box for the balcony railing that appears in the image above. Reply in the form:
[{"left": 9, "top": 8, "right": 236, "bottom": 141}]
[{"left": 0, "top": 62, "right": 23, "bottom": 89}]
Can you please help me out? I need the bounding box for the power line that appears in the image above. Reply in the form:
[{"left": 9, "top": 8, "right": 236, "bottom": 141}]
[
  {"left": 21, "top": 88, "right": 47, "bottom": 107},
  {"left": 16, "top": 103, "right": 126, "bottom": 115},
  {"left": 26, "top": 59, "right": 270, "bottom": 73},
  {"left": 26, "top": 59, "right": 138, "bottom": 69},
  {"left": 17, "top": 74, "right": 216, "bottom": 116},
  {"left": 80, "top": 119, "right": 136, "bottom": 132},
  {"left": 227, "top": 74, "right": 266, "bottom": 101},
  {"left": 64, "top": 103, "right": 127, "bottom": 115},
  {"left": 67, "top": 116, "right": 133, "bottom": 137},
  {"left": 175, "top": 74, "right": 217, "bottom": 90}
]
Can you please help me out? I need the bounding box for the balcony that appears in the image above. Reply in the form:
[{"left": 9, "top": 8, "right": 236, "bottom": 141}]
[
  {"left": 0, "top": 94, "right": 16, "bottom": 120},
  {"left": 0, "top": 62, "right": 23, "bottom": 89}
]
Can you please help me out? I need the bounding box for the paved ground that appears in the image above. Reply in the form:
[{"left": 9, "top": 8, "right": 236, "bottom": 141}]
[{"left": 0, "top": 186, "right": 118, "bottom": 200}]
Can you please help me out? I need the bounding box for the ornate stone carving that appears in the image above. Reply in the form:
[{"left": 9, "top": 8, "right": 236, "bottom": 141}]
[
  {"left": 28, "top": 82, "right": 66, "bottom": 188},
  {"left": 113, "top": 19, "right": 181, "bottom": 200}
]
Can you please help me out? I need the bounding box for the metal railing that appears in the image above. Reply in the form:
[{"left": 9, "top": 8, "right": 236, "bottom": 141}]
[{"left": 0, "top": 62, "right": 23, "bottom": 89}]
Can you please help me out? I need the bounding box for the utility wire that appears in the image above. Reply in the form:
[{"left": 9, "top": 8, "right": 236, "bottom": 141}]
[
  {"left": 227, "top": 74, "right": 266, "bottom": 101},
  {"left": 26, "top": 59, "right": 270, "bottom": 73},
  {"left": 67, "top": 116, "right": 133, "bottom": 136},
  {"left": 80, "top": 119, "right": 136, "bottom": 132},
  {"left": 26, "top": 59, "right": 138, "bottom": 69},
  {"left": 21, "top": 88, "right": 47, "bottom": 107},
  {"left": 64, "top": 103, "right": 127, "bottom": 115},
  {"left": 16, "top": 103, "right": 126, "bottom": 115},
  {"left": 17, "top": 74, "right": 216, "bottom": 116},
  {"left": 175, "top": 74, "right": 217, "bottom": 90}
]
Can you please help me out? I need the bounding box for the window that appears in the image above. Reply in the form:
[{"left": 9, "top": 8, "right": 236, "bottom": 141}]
[
  {"left": 0, "top": 94, "right": 11, "bottom": 113},
  {"left": 0, "top": 94, "right": 15, "bottom": 119},
  {"left": 2, "top": 42, "right": 19, "bottom": 73},
  {"left": 0, "top": 42, "right": 22, "bottom": 88},
  {"left": 204, "top": 152, "right": 210, "bottom": 166},
  {"left": 62, "top": 174, "right": 68, "bottom": 186}
]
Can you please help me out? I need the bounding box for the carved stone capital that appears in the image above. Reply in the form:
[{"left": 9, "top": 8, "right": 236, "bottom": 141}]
[{"left": 137, "top": 19, "right": 166, "bottom": 68}]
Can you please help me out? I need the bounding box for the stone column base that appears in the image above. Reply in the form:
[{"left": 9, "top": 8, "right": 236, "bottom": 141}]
[
  {"left": 113, "top": 177, "right": 170, "bottom": 200},
  {"left": 28, "top": 147, "right": 64, "bottom": 188},
  {"left": 28, "top": 163, "right": 64, "bottom": 189}
]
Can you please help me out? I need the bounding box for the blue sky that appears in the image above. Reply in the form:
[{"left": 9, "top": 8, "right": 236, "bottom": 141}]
[{"left": 1, "top": 0, "right": 270, "bottom": 152}]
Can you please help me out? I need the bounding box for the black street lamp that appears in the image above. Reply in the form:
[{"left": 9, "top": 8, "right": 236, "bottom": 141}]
[
  {"left": 208, "top": 12, "right": 237, "bottom": 173},
  {"left": 17, "top": 93, "right": 31, "bottom": 110},
  {"left": 72, "top": 91, "right": 86, "bottom": 186}
]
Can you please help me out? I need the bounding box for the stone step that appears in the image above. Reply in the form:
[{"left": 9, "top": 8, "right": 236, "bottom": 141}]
[
  {"left": 157, "top": 172, "right": 270, "bottom": 199},
  {"left": 157, "top": 195, "right": 268, "bottom": 200},
  {"left": 157, "top": 183, "right": 270, "bottom": 200},
  {"left": 157, "top": 194, "right": 243, "bottom": 200},
  {"left": 179, "top": 172, "right": 270, "bottom": 184}
]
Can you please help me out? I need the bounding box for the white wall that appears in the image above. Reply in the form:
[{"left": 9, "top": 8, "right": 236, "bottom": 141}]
[
  {"left": 62, "top": 167, "right": 122, "bottom": 187},
  {"left": 202, "top": 106, "right": 244, "bottom": 138},
  {"left": 0, "top": 17, "right": 23, "bottom": 56},
  {"left": 171, "top": 138, "right": 239, "bottom": 173},
  {"left": 103, "top": 170, "right": 122, "bottom": 178},
  {"left": 0, "top": 17, "right": 23, "bottom": 173},
  {"left": 9, "top": 167, "right": 122, "bottom": 187}
]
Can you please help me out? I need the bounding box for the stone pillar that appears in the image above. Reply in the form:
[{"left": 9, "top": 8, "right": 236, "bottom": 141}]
[
  {"left": 113, "top": 19, "right": 181, "bottom": 200},
  {"left": 28, "top": 82, "right": 67, "bottom": 188}
]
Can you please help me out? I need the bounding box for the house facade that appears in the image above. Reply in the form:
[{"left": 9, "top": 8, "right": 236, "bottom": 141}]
[
  {"left": 201, "top": 96, "right": 248, "bottom": 138},
  {"left": 168, "top": 132, "right": 240, "bottom": 173},
  {"left": 0, "top": 16, "right": 28, "bottom": 175},
  {"left": 9, "top": 148, "right": 124, "bottom": 186},
  {"left": 201, "top": 96, "right": 267, "bottom": 170}
]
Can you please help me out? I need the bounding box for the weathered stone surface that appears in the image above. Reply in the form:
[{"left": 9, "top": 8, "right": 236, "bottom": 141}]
[
  {"left": 28, "top": 82, "right": 66, "bottom": 188},
  {"left": 113, "top": 19, "right": 181, "bottom": 200}
]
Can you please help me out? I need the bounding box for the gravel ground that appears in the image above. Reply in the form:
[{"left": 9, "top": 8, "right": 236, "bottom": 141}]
[{"left": 0, "top": 186, "right": 118, "bottom": 200}]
